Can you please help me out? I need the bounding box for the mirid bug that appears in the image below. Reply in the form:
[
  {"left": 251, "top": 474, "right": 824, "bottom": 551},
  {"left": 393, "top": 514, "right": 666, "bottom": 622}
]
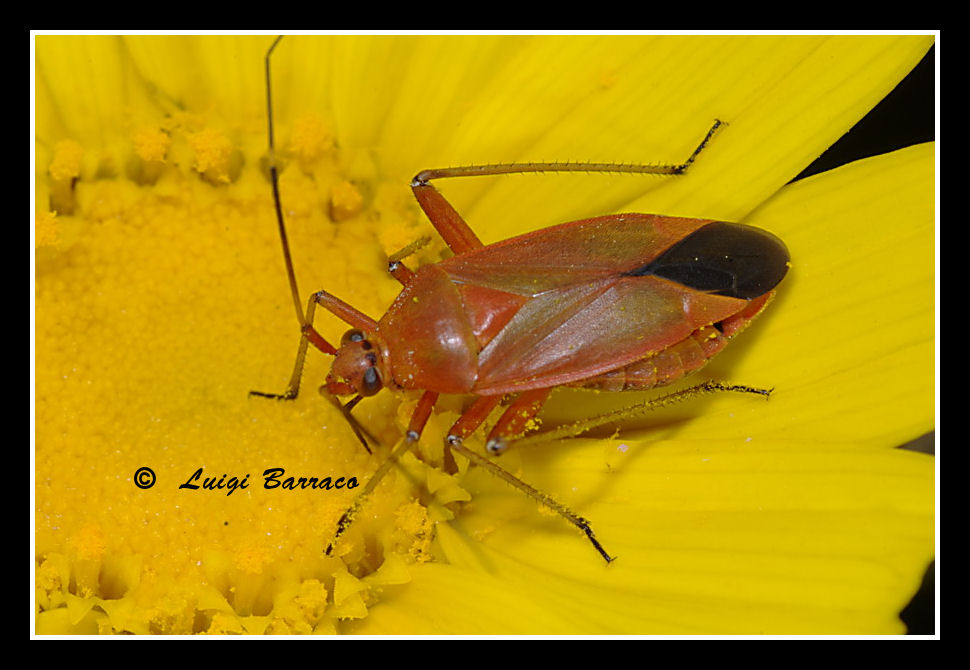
[{"left": 252, "top": 37, "right": 790, "bottom": 563}]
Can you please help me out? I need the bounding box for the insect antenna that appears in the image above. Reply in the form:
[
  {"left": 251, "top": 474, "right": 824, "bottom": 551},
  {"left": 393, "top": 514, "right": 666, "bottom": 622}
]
[
  {"left": 254, "top": 35, "right": 380, "bottom": 454},
  {"left": 264, "top": 35, "right": 304, "bottom": 329}
]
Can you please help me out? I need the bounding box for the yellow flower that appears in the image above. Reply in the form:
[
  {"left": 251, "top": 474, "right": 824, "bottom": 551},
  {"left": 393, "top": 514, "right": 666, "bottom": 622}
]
[{"left": 34, "top": 34, "right": 935, "bottom": 635}]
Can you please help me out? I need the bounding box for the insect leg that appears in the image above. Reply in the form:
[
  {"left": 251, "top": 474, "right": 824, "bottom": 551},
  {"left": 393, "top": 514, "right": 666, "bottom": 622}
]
[
  {"left": 388, "top": 236, "right": 432, "bottom": 266},
  {"left": 673, "top": 118, "right": 725, "bottom": 174},
  {"left": 325, "top": 390, "right": 439, "bottom": 557},
  {"left": 405, "top": 389, "right": 440, "bottom": 441},
  {"left": 387, "top": 260, "right": 415, "bottom": 285},
  {"left": 250, "top": 297, "right": 334, "bottom": 401},
  {"left": 444, "top": 395, "right": 503, "bottom": 474},
  {"left": 386, "top": 235, "right": 433, "bottom": 286},
  {"left": 409, "top": 120, "right": 724, "bottom": 256},
  {"left": 444, "top": 393, "right": 614, "bottom": 563},
  {"left": 514, "top": 381, "right": 773, "bottom": 448},
  {"left": 412, "top": 120, "right": 726, "bottom": 187},
  {"left": 324, "top": 437, "right": 413, "bottom": 558},
  {"left": 250, "top": 290, "right": 377, "bottom": 400},
  {"left": 409, "top": 178, "right": 485, "bottom": 254},
  {"left": 446, "top": 437, "right": 615, "bottom": 564},
  {"left": 484, "top": 388, "right": 553, "bottom": 455}
]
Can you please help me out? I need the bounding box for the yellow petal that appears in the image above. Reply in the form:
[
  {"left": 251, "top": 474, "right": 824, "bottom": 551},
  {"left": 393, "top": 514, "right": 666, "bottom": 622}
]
[
  {"left": 357, "top": 145, "right": 935, "bottom": 634},
  {"left": 35, "top": 34, "right": 934, "bottom": 635},
  {"left": 691, "top": 144, "right": 934, "bottom": 446},
  {"left": 433, "top": 35, "right": 934, "bottom": 241}
]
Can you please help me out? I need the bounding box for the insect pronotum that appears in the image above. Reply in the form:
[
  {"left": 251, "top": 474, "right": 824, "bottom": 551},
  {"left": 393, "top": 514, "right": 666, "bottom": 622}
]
[{"left": 251, "top": 36, "right": 790, "bottom": 563}]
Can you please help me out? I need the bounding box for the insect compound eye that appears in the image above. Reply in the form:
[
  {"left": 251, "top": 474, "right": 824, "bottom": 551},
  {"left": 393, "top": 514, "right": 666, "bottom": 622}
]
[
  {"left": 359, "top": 366, "right": 383, "bottom": 396},
  {"left": 341, "top": 329, "right": 366, "bottom": 345}
]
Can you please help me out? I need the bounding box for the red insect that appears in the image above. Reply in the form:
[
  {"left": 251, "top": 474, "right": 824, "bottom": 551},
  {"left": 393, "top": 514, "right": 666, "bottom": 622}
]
[{"left": 253, "top": 37, "right": 789, "bottom": 563}]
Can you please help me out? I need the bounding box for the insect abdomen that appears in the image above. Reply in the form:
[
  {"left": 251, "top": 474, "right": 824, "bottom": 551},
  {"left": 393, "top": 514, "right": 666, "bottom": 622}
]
[{"left": 571, "top": 324, "right": 728, "bottom": 391}]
